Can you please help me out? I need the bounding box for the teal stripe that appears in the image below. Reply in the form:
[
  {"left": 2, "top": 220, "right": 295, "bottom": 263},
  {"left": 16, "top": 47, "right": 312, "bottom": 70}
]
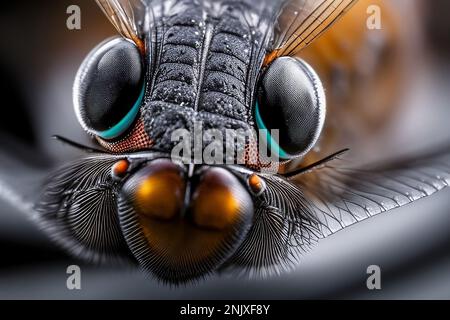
[
  {"left": 254, "top": 102, "right": 290, "bottom": 160},
  {"left": 98, "top": 85, "right": 145, "bottom": 140}
]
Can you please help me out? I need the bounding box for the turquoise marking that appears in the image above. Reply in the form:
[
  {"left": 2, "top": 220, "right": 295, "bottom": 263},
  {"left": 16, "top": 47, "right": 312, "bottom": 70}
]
[
  {"left": 254, "top": 102, "right": 290, "bottom": 160},
  {"left": 98, "top": 85, "right": 145, "bottom": 140}
]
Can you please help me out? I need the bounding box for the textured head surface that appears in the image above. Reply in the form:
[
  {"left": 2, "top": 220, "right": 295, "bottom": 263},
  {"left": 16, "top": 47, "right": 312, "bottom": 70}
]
[{"left": 141, "top": 0, "right": 278, "bottom": 157}]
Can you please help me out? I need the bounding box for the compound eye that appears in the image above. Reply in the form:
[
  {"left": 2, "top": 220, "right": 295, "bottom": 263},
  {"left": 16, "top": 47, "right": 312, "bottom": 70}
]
[
  {"left": 74, "top": 38, "right": 144, "bottom": 140},
  {"left": 131, "top": 159, "right": 186, "bottom": 221},
  {"left": 190, "top": 168, "right": 253, "bottom": 231},
  {"left": 256, "top": 57, "right": 326, "bottom": 159},
  {"left": 119, "top": 166, "right": 254, "bottom": 283}
]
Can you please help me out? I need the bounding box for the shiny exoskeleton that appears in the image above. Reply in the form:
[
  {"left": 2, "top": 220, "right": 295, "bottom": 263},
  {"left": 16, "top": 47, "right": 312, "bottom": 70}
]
[
  {"left": 141, "top": 2, "right": 267, "bottom": 156},
  {"left": 35, "top": 0, "right": 450, "bottom": 284}
]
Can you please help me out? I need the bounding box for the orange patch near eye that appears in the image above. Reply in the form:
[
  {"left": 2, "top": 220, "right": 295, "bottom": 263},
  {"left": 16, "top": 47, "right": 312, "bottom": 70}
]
[
  {"left": 248, "top": 174, "right": 265, "bottom": 195},
  {"left": 112, "top": 159, "right": 130, "bottom": 178},
  {"left": 263, "top": 49, "right": 280, "bottom": 67}
]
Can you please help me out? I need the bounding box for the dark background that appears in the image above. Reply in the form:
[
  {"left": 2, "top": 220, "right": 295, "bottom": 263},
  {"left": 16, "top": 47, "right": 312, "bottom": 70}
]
[{"left": 0, "top": 0, "right": 449, "bottom": 299}]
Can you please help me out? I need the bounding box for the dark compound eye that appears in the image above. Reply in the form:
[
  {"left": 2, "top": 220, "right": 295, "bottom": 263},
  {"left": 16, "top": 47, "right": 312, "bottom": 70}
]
[
  {"left": 256, "top": 57, "right": 326, "bottom": 159},
  {"left": 74, "top": 37, "right": 144, "bottom": 140}
]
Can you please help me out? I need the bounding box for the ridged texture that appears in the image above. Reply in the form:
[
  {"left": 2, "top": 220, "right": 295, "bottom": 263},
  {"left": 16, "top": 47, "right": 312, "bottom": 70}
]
[
  {"left": 293, "top": 148, "right": 450, "bottom": 237},
  {"left": 32, "top": 0, "right": 450, "bottom": 283},
  {"left": 35, "top": 156, "right": 131, "bottom": 263},
  {"left": 222, "top": 172, "right": 321, "bottom": 276},
  {"left": 223, "top": 147, "right": 450, "bottom": 276},
  {"left": 142, "top": 0, "right": 275, "bottom": 163}
]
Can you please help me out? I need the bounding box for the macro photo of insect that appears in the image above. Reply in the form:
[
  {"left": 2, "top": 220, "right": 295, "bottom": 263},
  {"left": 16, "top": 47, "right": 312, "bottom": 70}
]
[{"left": 0, "top": 0, "right": 449, "bottom": 301}]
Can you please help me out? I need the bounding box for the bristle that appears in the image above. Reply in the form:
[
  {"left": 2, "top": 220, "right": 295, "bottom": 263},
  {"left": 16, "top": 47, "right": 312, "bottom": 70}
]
[
  {"left": 35, "top": 156, "right": 133, "bottom": 264},
  {"left": 222, "top": 172, "right": 321, "bottom": 277}
]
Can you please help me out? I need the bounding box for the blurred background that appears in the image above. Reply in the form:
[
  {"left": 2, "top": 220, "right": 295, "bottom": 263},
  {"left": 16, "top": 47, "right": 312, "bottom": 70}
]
[{"left": 0, "top": 0, "right": 449, "bottom": 299}]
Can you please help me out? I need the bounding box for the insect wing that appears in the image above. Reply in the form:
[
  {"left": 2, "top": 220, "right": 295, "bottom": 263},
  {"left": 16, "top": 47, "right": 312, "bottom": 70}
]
[
  {"left": 291, "top": 147, "right": 450, "bottom": 237},
  {"left": 95, "top": 0, "right": 148, "bottom": 51},
  {"left": 266, "top": 0, "right": 358, "bottom": 64}
]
